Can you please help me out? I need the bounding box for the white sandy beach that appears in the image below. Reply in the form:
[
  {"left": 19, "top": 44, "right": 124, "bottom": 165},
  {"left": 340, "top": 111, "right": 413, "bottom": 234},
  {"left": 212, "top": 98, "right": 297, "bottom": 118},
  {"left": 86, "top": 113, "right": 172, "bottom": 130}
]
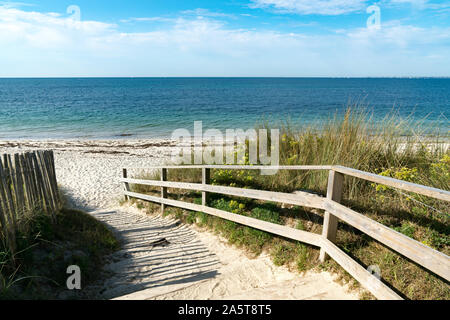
[{"left": 0, "top": 139, "right": 359, "bottom": 300}]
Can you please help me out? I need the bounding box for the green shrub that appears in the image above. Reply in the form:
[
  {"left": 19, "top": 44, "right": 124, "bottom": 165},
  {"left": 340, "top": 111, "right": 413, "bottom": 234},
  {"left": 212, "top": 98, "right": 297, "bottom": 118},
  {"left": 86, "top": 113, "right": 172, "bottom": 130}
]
[{"left": 250, "top": 207, "right": 280, "bottom": 224}]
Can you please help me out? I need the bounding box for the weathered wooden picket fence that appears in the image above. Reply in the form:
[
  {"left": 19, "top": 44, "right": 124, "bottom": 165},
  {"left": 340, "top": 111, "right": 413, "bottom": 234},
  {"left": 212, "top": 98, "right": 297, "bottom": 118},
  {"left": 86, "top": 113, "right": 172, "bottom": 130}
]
[
  {"left": 121, "top": 165, "right": 450, "bottom": 300},
  {"left": 0, "top": 150, "right": 60, "bottom": 254}
]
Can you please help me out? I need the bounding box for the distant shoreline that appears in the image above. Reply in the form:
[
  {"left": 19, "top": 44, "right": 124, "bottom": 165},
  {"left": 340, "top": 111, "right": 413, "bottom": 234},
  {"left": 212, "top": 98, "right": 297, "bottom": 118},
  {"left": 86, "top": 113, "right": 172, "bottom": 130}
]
[
  {"left": 1, "top": 77, "right": 450, "bottom": 79},
  {"left": 1, "top": 131, "right": 449, "bottom": 143},
  {"left": 1, "top": 137, "right": 448, "bottom": 152}
]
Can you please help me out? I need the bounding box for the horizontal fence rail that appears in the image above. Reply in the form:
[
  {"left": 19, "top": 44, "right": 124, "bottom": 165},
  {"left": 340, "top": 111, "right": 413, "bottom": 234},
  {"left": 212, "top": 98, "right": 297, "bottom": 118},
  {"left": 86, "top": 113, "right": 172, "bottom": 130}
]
[
  {"left": 0, "top": 150, "right": 60, "bottom": 255},
  {"left": 125, "top": 190, "right": 324, "bottom": 247},
  {"left": 121, "top": 165, "right": 450, "bottom": 300},
  {"left": 128, "top": 165, "right": 334, "bottom": 170},
  {"left": 332, "top": 165, "right": 450, "bottom": 202},
  {"left": 323, "top": 200, "right": 450, "bottom": 282},
  {"left": 119, "top": 178, "right": 325, "bottom": 210}
]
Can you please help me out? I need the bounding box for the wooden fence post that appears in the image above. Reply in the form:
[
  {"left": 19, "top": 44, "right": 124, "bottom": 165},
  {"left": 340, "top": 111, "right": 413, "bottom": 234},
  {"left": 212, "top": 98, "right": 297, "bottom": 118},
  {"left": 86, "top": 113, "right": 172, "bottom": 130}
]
[
  {"left": 123, "top": 168, "right": 130, "bottom": 201},
  {"left": 44, "top": 151, "right": 59, "bottom": 209},
  {"left": 37, "top": 151, "right": 56, "bottom": 218},
  {"left": 26, "top": 153, "right": 40, "bottom": 208},
  {"left": 47, "top": 151, "right": 60, "bottom": 207},
  {"left": 161, "top": 168, "right": 167, "bottom": 214},
  {"left": 0, "top": 194, "right": 10, "bottom": 247},
  {"left": 31, "top": 152, "right": 50, "bottom": 213},
  {"left": 202, "top": 168, "right": 210, "bottom": 206},
  {"left": 320, "top": 170, "right": 344, "bottom": 262},
  {"left": 13, "top": 154, "right": 25, "bottom": 212},
  {"left": 6, "top": 154, "right": 19, "bottom": 225},
  {"left": 20, "top": 154, "right": 34, "bottom": 209},
  {"left": 1, "top": 156, "right": 17, "bottom": 232},
  {"left": 0, "top": 158, "right": 16, "bottom": 255}
]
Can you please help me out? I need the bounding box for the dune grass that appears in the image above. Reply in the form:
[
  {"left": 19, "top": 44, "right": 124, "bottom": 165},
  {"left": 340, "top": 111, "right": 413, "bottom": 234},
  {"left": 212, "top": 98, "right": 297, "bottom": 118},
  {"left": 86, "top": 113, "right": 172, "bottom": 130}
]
[
  {"left": 0, "top": 207, "right": 119, "bottom": 299},
  {"left": 128, "top": 107, "right": 449, "bottom": 300}
]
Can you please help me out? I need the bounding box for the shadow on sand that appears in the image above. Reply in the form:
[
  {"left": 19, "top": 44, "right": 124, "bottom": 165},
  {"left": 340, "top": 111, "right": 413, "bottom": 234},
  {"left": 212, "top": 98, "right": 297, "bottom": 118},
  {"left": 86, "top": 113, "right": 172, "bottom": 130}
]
[{"left": 87, "top": 209, "right": 220, "bottom": 299}]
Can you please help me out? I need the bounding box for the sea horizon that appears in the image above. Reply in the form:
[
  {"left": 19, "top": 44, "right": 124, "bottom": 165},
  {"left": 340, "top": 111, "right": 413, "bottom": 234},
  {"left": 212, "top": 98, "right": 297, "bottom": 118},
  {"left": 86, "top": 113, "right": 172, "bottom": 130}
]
[{"left": 1, "top": 76, "right": 450, "bottom": 79}]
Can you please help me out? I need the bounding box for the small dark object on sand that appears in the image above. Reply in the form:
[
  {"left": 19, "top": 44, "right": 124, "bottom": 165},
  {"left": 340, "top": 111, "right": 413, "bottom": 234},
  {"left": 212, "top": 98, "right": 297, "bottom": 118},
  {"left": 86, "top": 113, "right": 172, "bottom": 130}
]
[
  {"left": 117, "top": 133, "right": 134, "bottom": 137},
  {"left": 149, "top": 238, "right": 170, "bottom": 247}
]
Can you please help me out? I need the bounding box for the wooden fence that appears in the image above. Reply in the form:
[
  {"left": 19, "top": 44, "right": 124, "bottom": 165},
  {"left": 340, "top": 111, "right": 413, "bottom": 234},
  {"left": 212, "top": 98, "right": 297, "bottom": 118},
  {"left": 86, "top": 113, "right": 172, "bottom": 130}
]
[
  {"left": 120, "top": 165, "right": 450, "bottom": 300},
  {"left": 0, "top": 150, "right": 60, "bottom": 254}
]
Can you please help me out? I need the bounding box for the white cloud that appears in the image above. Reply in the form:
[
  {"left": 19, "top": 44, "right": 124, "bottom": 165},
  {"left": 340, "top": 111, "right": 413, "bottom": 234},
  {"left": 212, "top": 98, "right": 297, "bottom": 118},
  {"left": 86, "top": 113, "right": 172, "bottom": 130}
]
[
  {"left": 389, "top": 0, "right": 428, "bottom": 6},
  {"left": 181, "top": 8, "right": 236, "bottom": 19},
  {"left": 250, "top": 0, "right": 368, "bottom": 15},
  {"left": 0, "top": 5, "right": 449, "bottom": 77},
  {"left": 120, "top": 17, "right": 175, "bottom": 23},
  {"left": 121, "top": 9, "right": 236, "bottom": 24},
  {"left": 250, "top": 0, "right": 450, "bottom": 15},
  {"left": 346, "top": 20, "right": 450, "bottom": 44},
  {"left": 0, "top": 1, "right": 34, "bottom": 8},
  {"left": 0, "top": 6, "right": 115, "bottom": 49}
]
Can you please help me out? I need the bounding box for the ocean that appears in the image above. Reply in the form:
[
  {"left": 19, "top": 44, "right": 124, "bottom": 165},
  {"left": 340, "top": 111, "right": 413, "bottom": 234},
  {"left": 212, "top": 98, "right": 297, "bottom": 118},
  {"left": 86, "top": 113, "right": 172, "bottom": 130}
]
[{"left": 0, "top": 78, "right": 449, "bottom": 140}]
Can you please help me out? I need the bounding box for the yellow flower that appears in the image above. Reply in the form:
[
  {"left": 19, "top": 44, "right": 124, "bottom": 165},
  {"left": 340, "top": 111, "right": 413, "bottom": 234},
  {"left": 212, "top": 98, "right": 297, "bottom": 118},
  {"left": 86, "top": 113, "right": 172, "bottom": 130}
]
[{"left": 421, "top": 239, "right": 431, "bottom": 247}]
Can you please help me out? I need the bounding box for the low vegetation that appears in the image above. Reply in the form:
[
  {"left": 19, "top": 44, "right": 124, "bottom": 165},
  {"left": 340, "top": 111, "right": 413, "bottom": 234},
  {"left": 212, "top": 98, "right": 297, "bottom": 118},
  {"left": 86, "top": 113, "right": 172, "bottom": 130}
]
[
  {"left": 128, "top": 107, "right": 449, "bottom": 300},
  {"left": 0, "top": 207, "right": 119, "bottom": 299}
]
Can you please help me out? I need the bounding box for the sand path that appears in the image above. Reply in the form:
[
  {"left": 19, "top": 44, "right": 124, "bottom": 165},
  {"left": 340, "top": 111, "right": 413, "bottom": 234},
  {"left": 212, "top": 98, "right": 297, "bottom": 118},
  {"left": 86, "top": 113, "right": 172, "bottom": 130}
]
[{"left": 0, "top": 140, "right": 359, "bottom": 300}]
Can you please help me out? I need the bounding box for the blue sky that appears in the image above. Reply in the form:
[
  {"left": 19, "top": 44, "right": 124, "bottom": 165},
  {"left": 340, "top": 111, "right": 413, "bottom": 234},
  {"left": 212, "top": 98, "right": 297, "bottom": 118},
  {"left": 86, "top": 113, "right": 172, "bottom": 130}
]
[{"left": 0, "top": 0, "right": 449, "bottom": 77}]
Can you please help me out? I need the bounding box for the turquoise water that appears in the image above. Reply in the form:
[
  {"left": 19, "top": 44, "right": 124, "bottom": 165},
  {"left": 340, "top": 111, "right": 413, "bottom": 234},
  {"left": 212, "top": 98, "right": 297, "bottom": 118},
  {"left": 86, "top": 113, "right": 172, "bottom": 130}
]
[{"left": 0, "top": 78, "right": 448, "bottom": 139}]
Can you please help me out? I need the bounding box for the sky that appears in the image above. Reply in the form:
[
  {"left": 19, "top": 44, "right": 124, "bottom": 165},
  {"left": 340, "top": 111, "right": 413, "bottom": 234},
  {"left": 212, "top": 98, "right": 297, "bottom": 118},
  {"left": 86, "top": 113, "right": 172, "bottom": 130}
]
[{"left": 0, "top": 0, "right": 449, "bottom": 77}]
